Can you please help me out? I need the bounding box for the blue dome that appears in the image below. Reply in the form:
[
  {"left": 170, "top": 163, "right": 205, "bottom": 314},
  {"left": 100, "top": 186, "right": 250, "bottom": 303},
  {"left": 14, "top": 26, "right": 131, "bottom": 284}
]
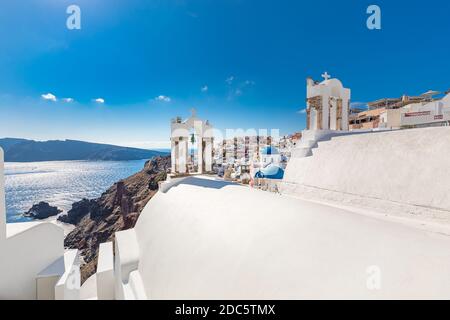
[
  {"left": 254, "top": 164, "right": 284, "bottom": 179},
  {"left": 261, "top": 146, "right": 279, "bottom": 155}
]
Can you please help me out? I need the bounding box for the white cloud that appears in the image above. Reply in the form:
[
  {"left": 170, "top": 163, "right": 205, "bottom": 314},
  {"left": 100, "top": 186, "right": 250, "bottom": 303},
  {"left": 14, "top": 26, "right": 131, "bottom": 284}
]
[
  {"left": 62, "top": 98, "right": 74, "bottom": 103},
  {"left": 225, "top": 76, "right": 234, "bottom": 85},
  {"left": 201, "top": 85, "right": 208, "bottom": 92},
  {"left": 229, "top": 79, "right": 255, "bottom": 99},
  {"left": 297, "top": 108, "right": 307, "bottom": 114},
  {"left": 155, "top": 95, "right": 171, "bottom": 102},
  {"left": 93, "top": 98, "right": 105, "bottom": 104},
  {"left": 41, "top": 93, "right": 57, "bottom": 102}
]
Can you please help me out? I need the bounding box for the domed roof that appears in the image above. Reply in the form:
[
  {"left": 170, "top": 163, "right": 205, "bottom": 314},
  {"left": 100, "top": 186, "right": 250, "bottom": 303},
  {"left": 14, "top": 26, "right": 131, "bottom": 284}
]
[
  {"left": 320, "top": 78, "right": 343, "bottom": 88},
  {"left": 260, "top": 146, "right": 279, "bottom": 155},
  {"left": 254, "top": 164, "right": 284, "bottom": 180}
]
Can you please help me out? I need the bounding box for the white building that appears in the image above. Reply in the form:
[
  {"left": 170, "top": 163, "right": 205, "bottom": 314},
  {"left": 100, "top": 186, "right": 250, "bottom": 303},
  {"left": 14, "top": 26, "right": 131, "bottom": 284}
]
[
  {"left": 170, "top": 110, "right": 214, "bottom": 175},
  {"left": 260, "top": 146, "right": 281, "bottom": 167},
  {"left": 292, "top": 73, "right": 352, "bottom": 159},
  {"left": 379, "top": 92, "right": 450, "bottom": 129},
  {"left": 306, "top": 72, "right": 350, "bottom": 131}
]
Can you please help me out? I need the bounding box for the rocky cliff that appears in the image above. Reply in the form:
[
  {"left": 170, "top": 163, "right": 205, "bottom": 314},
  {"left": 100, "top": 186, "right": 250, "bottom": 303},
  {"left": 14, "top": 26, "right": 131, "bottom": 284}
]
[
  {"left": 23, "top": 201, "right": 62, "bottom": 219},
  {"left": 61, "top": 156, "right": 171, "bottom": 282}
]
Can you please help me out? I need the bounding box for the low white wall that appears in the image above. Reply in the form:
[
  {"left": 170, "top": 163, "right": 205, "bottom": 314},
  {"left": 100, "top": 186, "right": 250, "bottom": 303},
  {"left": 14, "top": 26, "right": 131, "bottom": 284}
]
[
  {"left": 0, "top": 147, "right": 65, "bottom": 299},
  {"left": 0, "top": 223, "right": 64, "bottom": 299},
  {"left": 97, "top": 242, "right": 114, "bottom": 300},
  {"left": 54, "top": 250, "right": 80, "bottom": 300},
  {"left": 114, "top": 229, "right": 142, "bottom": 300},
  {"left": 159, "top": 176, "right": 190, "bottom": 193},
  {"left": 282, "top": 127, "right": 450, "bottom": 212}
]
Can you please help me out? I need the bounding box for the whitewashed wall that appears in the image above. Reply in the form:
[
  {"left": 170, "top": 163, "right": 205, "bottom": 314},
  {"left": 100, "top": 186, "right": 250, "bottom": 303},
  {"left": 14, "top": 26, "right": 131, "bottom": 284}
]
[
  {"left": 0, "top": 147, "right": 65, "bottom": 299},
  {"left": 283, "top": 127, "right": 450, "bottom": 211}
]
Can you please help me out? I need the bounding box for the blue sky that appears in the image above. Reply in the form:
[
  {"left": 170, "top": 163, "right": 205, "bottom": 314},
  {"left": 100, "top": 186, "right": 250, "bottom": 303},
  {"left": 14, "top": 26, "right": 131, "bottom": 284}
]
[{"left": 0, "top": 0, "right": 448, "bottom": 149}]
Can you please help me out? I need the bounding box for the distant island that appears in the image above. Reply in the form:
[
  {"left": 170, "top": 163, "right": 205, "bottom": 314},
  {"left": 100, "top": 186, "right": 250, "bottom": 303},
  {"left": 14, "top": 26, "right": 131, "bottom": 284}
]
[{"left": 0, "top": 138, "right": 168, "bottom": 162}]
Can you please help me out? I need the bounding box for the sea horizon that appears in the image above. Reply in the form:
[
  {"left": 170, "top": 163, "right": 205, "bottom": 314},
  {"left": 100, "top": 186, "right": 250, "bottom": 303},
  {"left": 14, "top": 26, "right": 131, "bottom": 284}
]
[{"left": 4, "top": 159, "right": 148, "bottom": 223}]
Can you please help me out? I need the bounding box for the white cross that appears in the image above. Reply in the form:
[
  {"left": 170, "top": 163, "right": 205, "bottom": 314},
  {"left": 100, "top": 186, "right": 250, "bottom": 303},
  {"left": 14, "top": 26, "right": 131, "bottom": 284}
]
[
  {"left": 321, "top": 72, "right": 331, "bottom": 81},
  {"left": 190, "top": 108, "right": 197, "bottom": 117}
]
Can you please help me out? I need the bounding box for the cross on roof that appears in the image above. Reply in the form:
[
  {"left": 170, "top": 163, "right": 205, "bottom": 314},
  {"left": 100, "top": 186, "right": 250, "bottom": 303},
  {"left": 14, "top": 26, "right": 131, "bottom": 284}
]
[
  {"left": 321, "top": 72, "right": 331, "bottom": 81},
  {"left": 190, "top": 108, "right": 197, "bottom": 117}
]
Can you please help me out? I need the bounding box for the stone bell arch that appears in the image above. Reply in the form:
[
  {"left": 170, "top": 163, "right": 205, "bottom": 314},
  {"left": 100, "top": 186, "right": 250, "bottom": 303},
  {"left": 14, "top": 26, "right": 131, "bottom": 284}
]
[
  {"left": 306, "top": 72, "right": 351, "bottom": 131},
  {"left": 170, "top": 109, "right": 214, "bottom": 174}
]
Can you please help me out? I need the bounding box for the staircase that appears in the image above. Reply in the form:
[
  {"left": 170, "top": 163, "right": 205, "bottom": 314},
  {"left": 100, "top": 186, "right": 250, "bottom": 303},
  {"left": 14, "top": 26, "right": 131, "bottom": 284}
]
[{"left": 291, "top": 130, "right": 339, "bottom": 159}]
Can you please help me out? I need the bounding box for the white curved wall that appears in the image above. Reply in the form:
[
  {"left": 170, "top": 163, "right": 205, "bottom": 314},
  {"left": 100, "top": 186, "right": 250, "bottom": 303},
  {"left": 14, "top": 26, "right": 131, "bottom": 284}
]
[
  {"left": 0, "top": 147, "right": 65, "bottom": 299},
  {"left": 0, "top": 223, "right": 64, "bottom": 299},
  {"left": 129, "top": 176, "right": 450, "bottom": 299},
  {"left": 283, "top": 127, "right": 450, "bottom": 211}
]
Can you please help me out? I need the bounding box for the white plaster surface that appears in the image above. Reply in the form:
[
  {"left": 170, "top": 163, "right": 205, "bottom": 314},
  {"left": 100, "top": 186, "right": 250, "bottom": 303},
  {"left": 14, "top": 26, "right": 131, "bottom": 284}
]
[
  {"left": 0, "top": 222, "right": 64, "bottom": 299},
  {"left": 114, "top": 228, "right": 143, "bottom": 300},
  {"left": 133, "top": 175, "right": 450, "bottom": 299},
  {"left": 283, "top": 127, "right": 450, "bottom": 213},
  {"left": 54, "top": 250, "right": 80, "bottom": 300},
  {"left": 0, "top": 147, "right": 66, "bottom": 300},
  {"left": 97, "top": 242, "right": 114, "bottom": 300},
  {"left": 80, "top": 274, "right": 97, "bottom": 300}
]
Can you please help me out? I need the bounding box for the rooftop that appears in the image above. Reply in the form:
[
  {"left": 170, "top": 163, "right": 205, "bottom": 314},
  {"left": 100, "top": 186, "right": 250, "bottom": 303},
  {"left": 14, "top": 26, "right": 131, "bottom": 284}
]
[{"left": 129, "top": 175, "right": 450, "bottom": 299}]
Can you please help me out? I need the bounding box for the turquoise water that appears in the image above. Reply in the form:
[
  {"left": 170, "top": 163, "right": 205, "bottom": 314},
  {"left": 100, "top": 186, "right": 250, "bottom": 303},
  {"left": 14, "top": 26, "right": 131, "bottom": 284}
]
[{"left": 4, "top": 160, "right": 147, "bottom": 223}]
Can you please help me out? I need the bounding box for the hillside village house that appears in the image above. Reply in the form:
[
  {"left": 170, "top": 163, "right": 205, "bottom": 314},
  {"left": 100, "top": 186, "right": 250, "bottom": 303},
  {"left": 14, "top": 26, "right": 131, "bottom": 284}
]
[
  {"left": 349, "top": 91, "right": 450, "bottom": 130},
  {"left": 349, "top": 108, "right": 386, "bottom": 130},
  {"left": 381, "top": 92, "right": 450, "bottom": 129}
]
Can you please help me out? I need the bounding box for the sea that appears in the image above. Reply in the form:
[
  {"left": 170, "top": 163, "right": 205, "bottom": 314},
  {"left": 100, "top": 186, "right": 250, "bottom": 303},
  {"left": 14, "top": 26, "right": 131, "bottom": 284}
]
[{"left": 4, "top": 160, "right": 148, "bottom": 223}]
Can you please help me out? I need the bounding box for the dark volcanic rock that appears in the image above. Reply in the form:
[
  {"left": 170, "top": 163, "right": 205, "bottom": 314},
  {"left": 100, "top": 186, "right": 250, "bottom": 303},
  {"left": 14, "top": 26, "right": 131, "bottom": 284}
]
[
  {"left": 63, "top": 156, "right": 171, "bottom": 283},
  {"left": 149, "top": 171, "right": 167, "bottom": 190},
  {"left": 24, "top": 202, "right": 62, "bottom": 219},
  {"left": 57, "top": 199, "right": 97, "bottom": 225}
]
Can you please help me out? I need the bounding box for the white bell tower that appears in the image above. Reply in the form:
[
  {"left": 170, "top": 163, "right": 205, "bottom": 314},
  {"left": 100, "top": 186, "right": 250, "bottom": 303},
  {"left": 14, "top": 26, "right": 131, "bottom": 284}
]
[
  {"left": 306, "top": 72, "right": 351, "bottom": 131},
  {"left": 170, "top": 110, "right": 214, "bottom": 175}
]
